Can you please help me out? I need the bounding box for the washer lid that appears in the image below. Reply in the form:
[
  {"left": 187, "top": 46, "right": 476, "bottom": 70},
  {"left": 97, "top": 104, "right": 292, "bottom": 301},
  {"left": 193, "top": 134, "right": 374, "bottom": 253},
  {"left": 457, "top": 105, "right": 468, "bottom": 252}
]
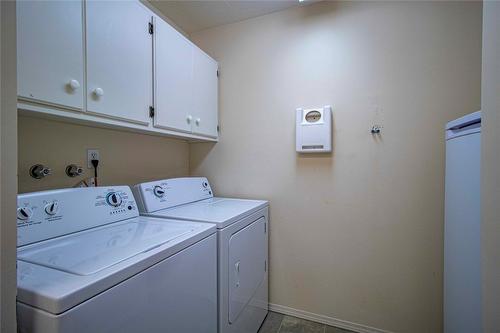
[
  {"left": 17, "top": 216, "right": 216, "bottom": 314},
  {"left": 18, "top": 220, "right": 195, "bottom": 275},
  {"left": 152, "top": 198, "right": 268, "bottom": 229}
]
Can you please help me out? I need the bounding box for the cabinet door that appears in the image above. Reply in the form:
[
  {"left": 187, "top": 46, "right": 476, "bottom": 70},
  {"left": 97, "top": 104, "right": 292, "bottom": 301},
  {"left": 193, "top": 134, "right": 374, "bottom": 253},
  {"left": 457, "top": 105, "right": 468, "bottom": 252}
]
[
  {"left": 153, "top": 17, "right": 193, "bottom": 133},
  {"left": 86, "top": 0, "right": 152, "bottom": 125},
  {"left": 17, "top": 0, "right": 84, "bottom": 109},
  {"left": 192, "top": 49, "right": 218, "bottom": 138}
]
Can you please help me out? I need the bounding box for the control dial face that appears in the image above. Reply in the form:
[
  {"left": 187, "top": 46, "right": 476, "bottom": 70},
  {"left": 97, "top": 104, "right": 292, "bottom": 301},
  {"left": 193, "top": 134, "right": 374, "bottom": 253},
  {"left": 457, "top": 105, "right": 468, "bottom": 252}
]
[
  {"left": 17, "top": 207, "right": 33, "bottom": 220},
  {"left": 153, "top": 185, "right": 165, "bottom": 198},
  {"left": 44, "top": 201, "right": 59, "bottom": 215},
  {"left": 106, "top": 192, "right": 122, "bottom": 207}
]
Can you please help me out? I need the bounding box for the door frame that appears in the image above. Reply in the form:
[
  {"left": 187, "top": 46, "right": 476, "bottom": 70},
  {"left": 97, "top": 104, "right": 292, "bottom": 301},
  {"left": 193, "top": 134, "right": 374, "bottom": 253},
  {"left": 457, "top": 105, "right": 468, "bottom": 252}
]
[{"left": 0, "top": 1, "right": 19, "bottom": 332}]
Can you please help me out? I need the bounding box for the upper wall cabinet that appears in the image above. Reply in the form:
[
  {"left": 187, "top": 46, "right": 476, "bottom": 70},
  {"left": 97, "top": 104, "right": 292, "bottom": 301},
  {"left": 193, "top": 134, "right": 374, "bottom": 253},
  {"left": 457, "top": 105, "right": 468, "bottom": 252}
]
[
  {"left": 153, "top": 16, "right": 193, "bottom": 133},
  {"left": 86, "top": 1, "right": 152, "bottom": 125},
  {"left": 17, "top": 0, "right": 218, "bottom": 142},
  {"left": 154, "top": 16, "right": 219, "bottom": 138},
  {"left": 192, "top": 49, "right": 219, "bottom": 138},
  {"left": 17, "top": 0, "right": 84, "bottom": 110}
]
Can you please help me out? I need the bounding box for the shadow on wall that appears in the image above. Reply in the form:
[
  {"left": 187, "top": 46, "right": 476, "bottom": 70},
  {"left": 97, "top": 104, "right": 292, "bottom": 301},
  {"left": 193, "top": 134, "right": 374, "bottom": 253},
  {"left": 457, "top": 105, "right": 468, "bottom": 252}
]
[
  {"left": 284, "top": 1, "right": 341, "bottom": 27},
  {"left": 190, "top": 142, "right": 217, "bottom": 173}
]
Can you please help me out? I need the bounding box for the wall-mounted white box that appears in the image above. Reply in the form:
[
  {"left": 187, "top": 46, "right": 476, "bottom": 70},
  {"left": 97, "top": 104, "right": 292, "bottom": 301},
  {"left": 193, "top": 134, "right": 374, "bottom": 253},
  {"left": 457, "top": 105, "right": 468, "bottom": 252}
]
[{"left": 296, "top": 105, "right": 332, "bottom": 153}]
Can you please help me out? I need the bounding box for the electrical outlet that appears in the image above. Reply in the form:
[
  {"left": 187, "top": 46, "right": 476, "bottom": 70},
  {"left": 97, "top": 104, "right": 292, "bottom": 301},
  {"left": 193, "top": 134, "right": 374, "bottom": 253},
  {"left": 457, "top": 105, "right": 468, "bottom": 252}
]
[{"left": 87, "top": 149, "right": 100, "bottom": 169}]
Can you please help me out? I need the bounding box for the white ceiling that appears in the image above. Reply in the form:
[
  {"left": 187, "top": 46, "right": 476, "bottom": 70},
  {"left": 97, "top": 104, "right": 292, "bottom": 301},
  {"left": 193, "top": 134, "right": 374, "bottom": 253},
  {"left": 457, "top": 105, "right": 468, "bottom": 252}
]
[{"left": 148, "top": 1, "right": 301, "bottom": 34}]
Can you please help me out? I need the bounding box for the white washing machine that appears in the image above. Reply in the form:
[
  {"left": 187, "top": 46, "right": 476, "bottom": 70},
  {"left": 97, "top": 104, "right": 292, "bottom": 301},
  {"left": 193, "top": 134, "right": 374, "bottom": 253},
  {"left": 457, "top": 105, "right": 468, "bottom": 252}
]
[
  {"left": 133, "top": 177, "right": 269, "bottom": 333},
  {"left": 16, "top": 186, "right": 217, "bottom": 333}
]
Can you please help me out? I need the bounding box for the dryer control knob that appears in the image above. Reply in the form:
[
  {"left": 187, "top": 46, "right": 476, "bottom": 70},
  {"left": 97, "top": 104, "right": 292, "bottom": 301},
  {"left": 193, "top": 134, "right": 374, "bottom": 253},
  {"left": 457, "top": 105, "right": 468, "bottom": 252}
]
[
  {"left": 45, "top": 201, "right": 59, "bottom": 216},
  {"left": 106, "top": 192, "right": 122, "bottom": 207},
  {"left": 153, "top": 186, "right": 165, "bottom": 198},
  {"left": 17, "top": 207, "right": 33, "bottom": 220}
]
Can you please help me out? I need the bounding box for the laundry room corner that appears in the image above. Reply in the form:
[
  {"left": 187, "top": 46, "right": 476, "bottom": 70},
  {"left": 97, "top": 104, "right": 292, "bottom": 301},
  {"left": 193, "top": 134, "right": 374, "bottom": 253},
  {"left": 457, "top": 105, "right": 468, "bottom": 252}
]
[{"left": 5, "top": 0, "right": 497, "bottom": 332}]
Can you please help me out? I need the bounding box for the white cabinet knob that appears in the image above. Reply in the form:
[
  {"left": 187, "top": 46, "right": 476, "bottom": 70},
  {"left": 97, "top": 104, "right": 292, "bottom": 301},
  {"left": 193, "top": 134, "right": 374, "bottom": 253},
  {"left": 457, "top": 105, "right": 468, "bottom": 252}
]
[
  {"left": 93, "top": 88, "right": 104, "bottom": 97},
  {"left": 68, "top": 79, "right": 80, "bottom": 90},
  {"left": 186, "top": 115, "right": 193, "bottom": 124},
  {"left": 195, "top": 118, "right": 201, "bottom": 126}
]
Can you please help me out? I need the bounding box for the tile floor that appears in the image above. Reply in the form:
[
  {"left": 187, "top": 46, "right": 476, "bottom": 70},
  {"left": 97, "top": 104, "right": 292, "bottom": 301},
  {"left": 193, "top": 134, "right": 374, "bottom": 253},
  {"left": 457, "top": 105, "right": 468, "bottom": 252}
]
[{"left": 258, "top": 311, "right": 356, "bottom": 333}]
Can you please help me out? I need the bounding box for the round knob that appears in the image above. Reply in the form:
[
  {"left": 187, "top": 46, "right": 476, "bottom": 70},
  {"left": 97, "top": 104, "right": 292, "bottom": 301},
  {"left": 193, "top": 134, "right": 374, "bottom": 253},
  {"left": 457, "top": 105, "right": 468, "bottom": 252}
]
[
  {"left": 17, "top": 207, "right": 33, "bottom": 221},
  {"left": 153, "top": 185, "right": 165, "bottom": 198},
  {"left": 106, "top": 192, "right": 122, "bottom": 207},
  {"left": 68, "top": 79, "right": 80, "bottom": 90},
  {"left": 94, "top": 88, "right": 104, "bottom": 97},
  {"left": 44, "top": 201, "right": 59, "bottom": 216},
  {"left": 186, "top": 115, "right": 193, "bottom": 124},
  {"left": 195, "top": 118, "right": 201, "bottom": 126}
]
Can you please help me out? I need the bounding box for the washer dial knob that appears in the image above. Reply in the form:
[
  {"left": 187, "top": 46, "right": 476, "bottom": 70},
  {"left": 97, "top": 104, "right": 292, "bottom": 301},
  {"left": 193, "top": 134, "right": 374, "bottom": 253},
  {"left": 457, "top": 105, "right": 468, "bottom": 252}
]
[
  {"left": 17, "top": 207, "right": 33, "bottom": 220},
  {"left": 153, "top": 185, "right": 165, "bottom": 198},
  {"left": 106, "top": 192, "right": 122, "bottom": 207},
  {"left": 45, "top": 201, "right": 59, "bottom": 215}
]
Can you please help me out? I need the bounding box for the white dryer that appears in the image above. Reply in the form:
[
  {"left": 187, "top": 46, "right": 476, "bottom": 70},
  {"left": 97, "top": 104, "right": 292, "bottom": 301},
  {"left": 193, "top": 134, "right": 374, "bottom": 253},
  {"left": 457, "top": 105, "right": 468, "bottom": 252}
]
[
  {"left": 16, "top": 186, "right": 217, "bottom": 333},
  {"left": 133, "top": 177, "right": 269, "bottom": 333}
]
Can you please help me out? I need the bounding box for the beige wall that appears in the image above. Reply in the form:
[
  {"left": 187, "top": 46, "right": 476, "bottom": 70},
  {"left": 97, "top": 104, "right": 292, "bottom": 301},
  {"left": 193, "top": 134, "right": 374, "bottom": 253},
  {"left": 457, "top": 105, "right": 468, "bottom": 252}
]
[
  {"left": 18, "top": 116, "right": 190, "bottom": 193},
  {"left": 189, "top": 2, "right": 482, "bottom": 332},
  {"left": 481, "top": 2, "right": 500, "bottom": 332},
  {"left": 0, "top": 1, "right": 18, "bottom": 331}
]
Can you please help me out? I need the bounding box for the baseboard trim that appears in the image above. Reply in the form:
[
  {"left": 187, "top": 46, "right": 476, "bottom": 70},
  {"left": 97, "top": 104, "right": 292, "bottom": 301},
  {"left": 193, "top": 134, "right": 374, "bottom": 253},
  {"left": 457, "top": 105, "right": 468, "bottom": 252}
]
[{"left": 268, "top": 303, "right": 394, "bottom": 333}]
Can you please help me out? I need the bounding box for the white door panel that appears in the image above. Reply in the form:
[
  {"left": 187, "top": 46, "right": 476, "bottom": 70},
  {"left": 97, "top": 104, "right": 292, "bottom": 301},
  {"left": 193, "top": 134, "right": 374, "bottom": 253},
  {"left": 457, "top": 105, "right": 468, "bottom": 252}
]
[
  {"left": 154, "top": 17, "right": 193, "bottom": 133},
  {"left": 228, "top": 217, "right": 266, "bottom": 324},
  {"left": 17, "top": 0, "right": 84, "bottom": 109},
  {"left": 86, "top": 0, "right": 152, "bottom": 125},
  {"left": 192, "top": 49, "right": 218, "bottom": 137}
]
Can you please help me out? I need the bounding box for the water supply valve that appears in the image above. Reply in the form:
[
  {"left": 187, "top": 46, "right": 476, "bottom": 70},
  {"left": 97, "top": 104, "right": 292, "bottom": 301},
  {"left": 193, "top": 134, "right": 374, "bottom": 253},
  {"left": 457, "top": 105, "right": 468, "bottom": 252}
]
[
  {"left": 29, "top": 164, "right": 51, "bottom": 179},
  {"left": 66, "top": 164, "right": 84, "bottom": 177}
]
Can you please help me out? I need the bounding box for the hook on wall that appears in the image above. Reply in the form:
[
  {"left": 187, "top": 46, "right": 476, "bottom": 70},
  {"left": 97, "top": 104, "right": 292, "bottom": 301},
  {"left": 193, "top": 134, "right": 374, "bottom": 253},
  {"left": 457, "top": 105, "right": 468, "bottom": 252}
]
[{"left": 371, "top": 125, "right": 383, "bottom": 134}]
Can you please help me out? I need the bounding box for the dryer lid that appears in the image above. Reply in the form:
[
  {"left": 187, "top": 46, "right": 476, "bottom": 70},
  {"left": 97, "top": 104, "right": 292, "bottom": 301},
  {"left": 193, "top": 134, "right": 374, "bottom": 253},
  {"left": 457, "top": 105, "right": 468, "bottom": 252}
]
[
  {"left": 18, "top": 219, "right": 196, "bottom": 275},
  {"left": 155, "top": 198, "right": 268, "bottom": 229}
]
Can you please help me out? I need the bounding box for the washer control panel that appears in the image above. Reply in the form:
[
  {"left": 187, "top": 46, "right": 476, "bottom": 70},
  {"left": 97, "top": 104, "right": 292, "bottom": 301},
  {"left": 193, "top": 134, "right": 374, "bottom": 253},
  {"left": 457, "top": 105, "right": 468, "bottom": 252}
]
[
  {"left": 153, "top": 185, "right": 166, "bottom": 198},
  {"left": 17, "top": 186, "right": 138, "bottom": 247},
  {"left": 44, "top": 201, "right": 59, "bottom": 216},
  {"left": 106, "top": 192, "right": 123, "bottom": 207},
  {"left": 133, "top": 177, "right": 213, "bottom": 213}
]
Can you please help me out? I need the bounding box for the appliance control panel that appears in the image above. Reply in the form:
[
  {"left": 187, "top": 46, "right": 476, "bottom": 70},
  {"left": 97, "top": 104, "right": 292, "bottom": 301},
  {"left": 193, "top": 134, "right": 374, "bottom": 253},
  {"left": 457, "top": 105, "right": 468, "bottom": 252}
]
[
  {"left": 17, "top": 186, "right": 138, "bottom": 247},
  {"left": 133, "top": 177, "right": 213, "bottom": 213}
]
